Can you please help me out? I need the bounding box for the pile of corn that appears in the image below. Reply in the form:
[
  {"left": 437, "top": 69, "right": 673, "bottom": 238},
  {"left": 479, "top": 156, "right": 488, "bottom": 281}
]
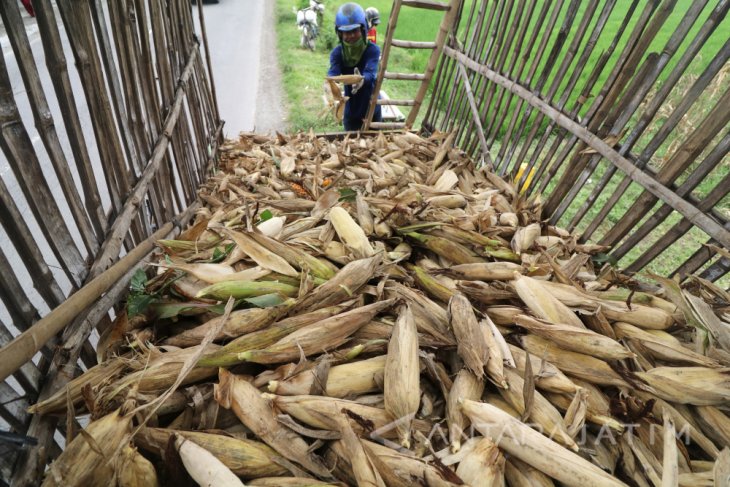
[{"left": 31, "top": 132, "right": 730, "bottom": 486}]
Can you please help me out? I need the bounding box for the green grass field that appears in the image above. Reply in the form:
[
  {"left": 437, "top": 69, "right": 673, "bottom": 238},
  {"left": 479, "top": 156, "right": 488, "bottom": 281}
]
[{"left": 274, "top": 0, "right": 728, "bottom": 283}]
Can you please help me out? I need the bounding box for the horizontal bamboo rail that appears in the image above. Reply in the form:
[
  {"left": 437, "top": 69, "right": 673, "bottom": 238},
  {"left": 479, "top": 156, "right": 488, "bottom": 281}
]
[{"left": 0, "top": 222, "right": 176, "bottom": 385}]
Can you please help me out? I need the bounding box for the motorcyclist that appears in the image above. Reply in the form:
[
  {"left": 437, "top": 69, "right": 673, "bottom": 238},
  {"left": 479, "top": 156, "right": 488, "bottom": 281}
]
[
  {"left": 327, "top": 2, "right": 382, "bottom": 131},
  {"left": 365, "top": 7, "right": 380, "bottom": 44}
]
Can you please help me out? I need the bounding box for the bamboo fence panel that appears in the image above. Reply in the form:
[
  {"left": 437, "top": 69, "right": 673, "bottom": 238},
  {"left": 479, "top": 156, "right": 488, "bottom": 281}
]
[
  {"left": 424, "top": 0, "right": 730, "bottom": 283},
  {"left": 0, "top": 0, "right": 221, "bottom": 483}
]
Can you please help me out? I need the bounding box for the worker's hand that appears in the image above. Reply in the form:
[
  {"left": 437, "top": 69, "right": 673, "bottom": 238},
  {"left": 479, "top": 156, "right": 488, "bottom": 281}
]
[{"left": 351, "top": 68, "right": 365, "bottom": 95}]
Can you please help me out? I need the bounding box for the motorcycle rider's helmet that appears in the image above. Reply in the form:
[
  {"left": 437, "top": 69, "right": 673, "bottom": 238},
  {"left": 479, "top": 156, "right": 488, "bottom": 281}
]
[
  {"left": 334, "top": 3, "right": 367, "bottom": 39},
  {"left": 365, "top": 7, "right": 380, "bottom": 27}
]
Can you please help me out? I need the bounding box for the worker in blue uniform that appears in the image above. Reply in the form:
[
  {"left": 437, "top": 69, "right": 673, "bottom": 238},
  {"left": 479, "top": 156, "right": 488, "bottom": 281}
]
[{"left": 327, "top": 3, "right": 382, "bottom": 131}]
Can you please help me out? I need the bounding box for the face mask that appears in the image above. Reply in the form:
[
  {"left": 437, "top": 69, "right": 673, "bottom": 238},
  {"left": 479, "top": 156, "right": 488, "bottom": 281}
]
[{"left": 342, "top": 36, "right": 367, "bottom": 67}]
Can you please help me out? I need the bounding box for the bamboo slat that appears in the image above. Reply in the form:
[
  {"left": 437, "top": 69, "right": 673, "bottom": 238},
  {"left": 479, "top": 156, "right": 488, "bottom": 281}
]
[
  {"left": 514, "top": 0, "right": 612, "bottom": 191},
  {"left": 0, "top": 53, "right": 86, "bottom": 288},
  {"left": 56, "top": 0, "right": 125, "bottom": 212},
  {"left": 442, "top": 46, "right": 730, "bottom": 251},
  {"left": 392, "top": 39, "right": 437, "bottom": 49},
  {"left": 448, "top": 0, "right": 495, "bottom": 139},
  {"left": 456, "top": 62, "right": 491, "bottom": 165},
  {"left": 599, "top": 87, "right": 730, "bottom": 248},
  {"left": 616, "top": 132, "right": 730, "bottom": 267},
  {"left": 0, "top": 1, "right": 219, "bottom": 479},
  {"left": 0, "top": 2, "right": 99, "bottom": 256},
  {"left": 558, "top": 2, "right": 724, "bottom": 235},
  {"left": 458, "top": 0, "right": 517, "bottom": 153},
  {"left": 426, "top": 0, "right": 727, "bottom": 281},
  {"left": 532, "top": 1, "right": 639, "bottom": 195},
  {"left": 494, "top": 0, "right": 566, "bottom": 173},
  {"left": 33, "top": 0, "right": 107, "bottom": 238}
]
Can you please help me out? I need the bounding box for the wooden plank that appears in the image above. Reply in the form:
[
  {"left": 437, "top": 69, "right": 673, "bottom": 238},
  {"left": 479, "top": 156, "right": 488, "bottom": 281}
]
[
  {"left": 384, "top": 71, "right": 427, "bottom": 81},
  {"left": 402, "top": 0, "right": 451, "bottom": 11},
  {"left": 442, "top": 46, "right": 730, "bottom": 250},
  {"left": 377, "top": 99, "right": 416, "bottom": 106},
  {"left": 392, "top": 39, "right": 437, "bottom": 49},
  {"left": 33, "top": 0, "right": 107, "bottom": 238},
  {"left": 368, "top": 122, "right": 407, "bottom": 130}
]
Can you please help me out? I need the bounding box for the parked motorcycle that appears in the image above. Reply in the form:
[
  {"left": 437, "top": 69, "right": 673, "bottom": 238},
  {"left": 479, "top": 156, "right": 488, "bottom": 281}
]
[{"left": 296, "top": 0, "right": 324, "bottom": 50}]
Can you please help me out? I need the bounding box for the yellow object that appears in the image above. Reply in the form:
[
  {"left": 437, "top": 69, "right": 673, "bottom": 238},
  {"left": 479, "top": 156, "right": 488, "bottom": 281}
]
[{"left": 514, "top": 163, "right": 536, "bottom": 193}]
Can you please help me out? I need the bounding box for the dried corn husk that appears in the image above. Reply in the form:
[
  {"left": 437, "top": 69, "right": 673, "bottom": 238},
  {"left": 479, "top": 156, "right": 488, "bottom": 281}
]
[
  {"left": 454, "top": 437, "right": 505, "bottom": 487},
  {"left": 384, "top": 305, "right": 420, "bottom": 448},
  {"left": 117, "top": 445, "right": 159, "bottom": 487},
  {"left": 515, "top": 315, "right": 634, "bottom": 360},
  {"left": 512, "top": 275, "right": 585, "bottom": 328},
  {"left": 461, "top": 400, "right": 627, "bottom": 487},
  {"left": 634, "top": 367, "right": 730, "bottom": 406},
  {"left": 214, "top": 369, "right": 333, "bottom": 479},
  {"left": 174, "top": 434, "right": 245, "bottom": 486},
  {"left": 449, "top": 293, "right": 489, "bottom": 378},
  {"left": 238, "top": 299, "right": 394, "bottom": 364},
  {"left": 30, "top": 132, "right": 730, "bottom": 487},
  {"left": 446, "top": 369, "right": 485, "bottom": 453},
  {"left": 43, "top": 407, "right": 132, "bottom": 486},
  {"left": 270, "top": 354, "right": 385, "bottom": 397},
  {"left": 135, "top": 427, "right": 287, "bottom": 478}
]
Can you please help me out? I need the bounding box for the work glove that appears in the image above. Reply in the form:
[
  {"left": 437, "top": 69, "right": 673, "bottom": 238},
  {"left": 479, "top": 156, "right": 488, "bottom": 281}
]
[{"left": 351, "top": 67, "right": 365, "bottom": 95}]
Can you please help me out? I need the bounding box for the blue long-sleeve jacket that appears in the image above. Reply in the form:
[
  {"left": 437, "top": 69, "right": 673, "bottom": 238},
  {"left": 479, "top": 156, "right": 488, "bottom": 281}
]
[{"left": 328, "top": 42, "right": 382, "bottom": 129}]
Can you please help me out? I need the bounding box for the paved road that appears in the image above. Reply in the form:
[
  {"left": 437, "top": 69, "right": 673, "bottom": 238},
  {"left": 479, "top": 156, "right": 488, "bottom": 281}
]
[{"left": 193, "top": 0, "right": 287, "bottom": 136}]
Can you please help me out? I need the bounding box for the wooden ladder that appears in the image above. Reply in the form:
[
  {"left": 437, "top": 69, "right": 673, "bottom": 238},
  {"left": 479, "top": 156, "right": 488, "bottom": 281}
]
[{"left": 363, "top": 0, "right": 463, "bottom": 131}]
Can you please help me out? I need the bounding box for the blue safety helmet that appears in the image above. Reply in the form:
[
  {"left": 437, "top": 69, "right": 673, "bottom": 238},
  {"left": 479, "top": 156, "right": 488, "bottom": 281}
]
[{"left": 335, "top": 3, "right": 367, "bottom": 37}]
